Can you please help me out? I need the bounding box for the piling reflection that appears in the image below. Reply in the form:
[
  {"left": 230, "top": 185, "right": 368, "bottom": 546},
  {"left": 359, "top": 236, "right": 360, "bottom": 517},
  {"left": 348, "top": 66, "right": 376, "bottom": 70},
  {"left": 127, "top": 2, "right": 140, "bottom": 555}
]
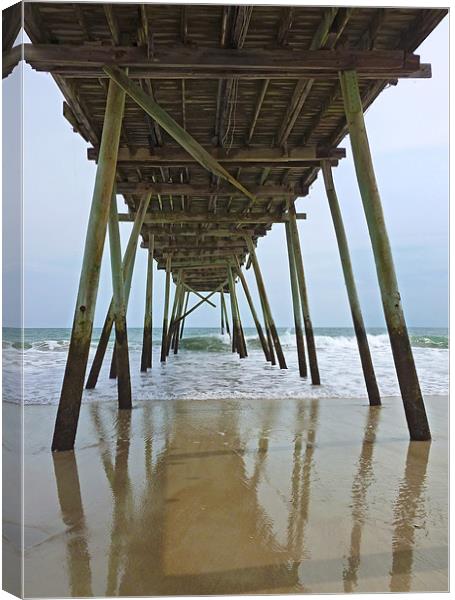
[
  {"left": 389, "top": 441, "right": 431, "bottom": 592},
  {"left": 343, "top": 406, "right": 381, "bottom": 592},
  {"left": 52, "top": 452, "right": 93, "bottom": 597},
  {"left": 50, "top": 399, "right": 441, "bottom": 596}
]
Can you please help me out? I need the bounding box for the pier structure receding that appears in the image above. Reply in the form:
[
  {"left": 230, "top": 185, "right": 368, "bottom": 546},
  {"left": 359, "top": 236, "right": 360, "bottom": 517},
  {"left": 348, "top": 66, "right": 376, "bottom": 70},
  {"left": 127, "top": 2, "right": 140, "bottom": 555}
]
[{"left": 4, "top": 3, "right": 446, "bottom": 449}]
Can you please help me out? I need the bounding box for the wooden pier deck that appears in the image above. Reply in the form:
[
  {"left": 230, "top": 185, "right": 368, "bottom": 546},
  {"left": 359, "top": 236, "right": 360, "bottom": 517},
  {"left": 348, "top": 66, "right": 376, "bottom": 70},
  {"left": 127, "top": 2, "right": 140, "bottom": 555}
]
[{"left": 2, "top": 3, "right": 447, "bottom": 450}]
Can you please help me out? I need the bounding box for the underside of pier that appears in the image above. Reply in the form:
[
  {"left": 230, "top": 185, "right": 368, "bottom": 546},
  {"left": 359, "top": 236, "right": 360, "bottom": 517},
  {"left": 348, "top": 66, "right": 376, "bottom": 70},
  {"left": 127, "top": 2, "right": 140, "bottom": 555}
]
[{"left": 3, "top": 3, "right": 447, "bottom": 449}]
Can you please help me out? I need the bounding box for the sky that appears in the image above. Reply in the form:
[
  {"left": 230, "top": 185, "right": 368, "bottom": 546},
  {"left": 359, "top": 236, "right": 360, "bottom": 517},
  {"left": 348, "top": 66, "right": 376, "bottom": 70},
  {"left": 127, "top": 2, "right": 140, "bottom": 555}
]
[{"left": 2, "top": 14, "right": 448, "bottom": 329}]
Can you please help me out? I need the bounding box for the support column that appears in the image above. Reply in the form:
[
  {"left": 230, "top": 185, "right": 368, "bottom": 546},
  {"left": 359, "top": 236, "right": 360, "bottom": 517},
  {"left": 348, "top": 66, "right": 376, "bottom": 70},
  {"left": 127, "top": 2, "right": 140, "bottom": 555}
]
[
  {"left": 173, "top": 283, "right": 185, "bottom": 355},
  {"left": 288, "top": 204, "right": 320, "bottom": 384},
  {"left": 140, "top": 234, "right": 154, "bottom": 372},
  {"left": 167, "top": 274, "right": 183, "bottom": 356},
  {"left": 220, "top": 290, "right": 231, "bottom": 337},
  {"left": 339, "top": 69, "right": 430, "bottom": 439},
  {"left": 179, "top": 291, "right": 190, "bottom": 340},
  {"left": 220, "top": 292, "right": 225, "bottom": 335},
  {"left": 85, "top": 193, "right": 151, "bottom": 389},
  {"left": 246, "top": 238, "right": 287, "bottom": 369},
  {"left": 160, "top": 255, "right": 171, "bottom": 363},
  {"left": 108, "top": 190, "right": 132, "bottom": 409},
  {"left": 322, "top": 162, "right": 381, "bottom": 406},
  {"left": 235, "top": 259, "right": 271, "bottom": 362},
  {"left": 52, "top": 79, "right": 125, "bottom": 451},
  {"left": 285, "top": 222, "right": 308, "bottom": 378},
  {"left": 227, "top": 266, "right": 247, "bottom": 358}
]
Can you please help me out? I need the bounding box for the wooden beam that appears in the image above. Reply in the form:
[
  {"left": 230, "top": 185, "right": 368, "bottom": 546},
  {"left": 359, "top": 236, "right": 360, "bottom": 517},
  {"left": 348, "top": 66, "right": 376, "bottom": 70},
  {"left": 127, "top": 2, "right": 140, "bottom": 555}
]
[
  {"left": 2, "top": 3, "right": 21, "bottom": 53},
  {"left": 173, "top": 281, "right": 228, "bottom": 323},
  {"left": 104, "top": 65, "right": 256, "bottom": 202},
  {"left": 117, "top": 182, "right": 297, "bottom": 197},
  {"left": 246, "top": 79, "right": 270, "bottom": 144},
  {"left": 182, "top": 283, "right": 217, "bottom": 308},
  {"left": 88, "top": 145, "right": 345, "bottom": 164},
  {"left": 104, "top": 4, "right": 120, "bottom": 45},
  {"left": 119, "top": 212, "right": 306, "bottom": 224},
  {"left": 143, "top": 227, "right": 259, "bottom": 237},
  {"left": 2, "top": 45, "right": 21, "bottom": 79},
  {"left": 24, "top": 44, "right": 425, "bottom": 79}
]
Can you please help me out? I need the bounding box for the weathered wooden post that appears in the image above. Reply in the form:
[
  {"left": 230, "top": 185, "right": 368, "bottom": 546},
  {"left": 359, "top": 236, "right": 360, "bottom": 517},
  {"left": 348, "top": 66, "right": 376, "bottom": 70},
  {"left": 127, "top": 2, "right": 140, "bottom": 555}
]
[
  {"left": 86, "top": 193, "right": 151, "bottom": 388},
  {"left": 52, "top": 79, "right": 125, "bottom": 451},
  {"left": 140, "top": 234, "right": 154, "bottom": 372},
  {"left": 339, "top": 69, "right": 430, "bottom": 440},
  {"left": 220, "top": 291, "right": 225, "bottom": 335},
  {"left": 227, "top": 265, "right": 247, "bottom": 358},
  {"left": 220, "top": 290, "right": 231, "bottom": 337},
  {"left": 166, "top": 281, "right": 179, "bottom": 356},
  {"left": 246, "top": 237, "right": 287, "bottom": 369},
  {"left": 179, "top": 291, "right": 190, "bottom": 340},
  {"left": 173, "top": 283, "right": 186, "bottom": 354},
  {"left": 108, "top": 190, "right": 132, "bottom": 409},
  {"left": 167, "top": 274, "right": 183, "bottom": 355},
  {"left": 285, "top": 222, "right": 308, "bottom": 378},
  {"left": 322, "top": 162, "right": 381, "bottom": 406},
  {"left": 287, "top": 204, "right": 320, "bottom": 384},
  {"left": 160, "top": 255, "right": 171, "bottom": 363},
  {"left": 235, "top": 259, "right": 271, "bottom": 362}
]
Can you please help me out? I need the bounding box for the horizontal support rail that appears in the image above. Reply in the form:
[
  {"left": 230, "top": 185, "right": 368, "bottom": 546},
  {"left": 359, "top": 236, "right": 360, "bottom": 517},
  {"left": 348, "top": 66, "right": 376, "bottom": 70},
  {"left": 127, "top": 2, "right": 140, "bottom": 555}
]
[
  {"left": 88, "top": 145, "right": 346, "bottom": 164},
  {"left": 119, "top": 212, "right": 306, "bottom": 224},
  {"left": 24, "top": 44, "right": 429, "bottom": 80}
]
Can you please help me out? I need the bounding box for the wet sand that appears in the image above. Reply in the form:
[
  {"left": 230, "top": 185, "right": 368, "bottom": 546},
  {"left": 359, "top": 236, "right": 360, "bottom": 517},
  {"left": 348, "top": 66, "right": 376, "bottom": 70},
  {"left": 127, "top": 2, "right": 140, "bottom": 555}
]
[{"left": 11, "top": 395, "right": 448, "bottom": 596}]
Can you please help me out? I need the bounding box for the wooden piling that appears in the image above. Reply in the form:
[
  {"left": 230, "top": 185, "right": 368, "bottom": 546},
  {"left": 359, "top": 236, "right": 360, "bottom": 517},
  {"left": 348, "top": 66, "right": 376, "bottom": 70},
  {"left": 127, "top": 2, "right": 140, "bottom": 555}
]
[
  {"left": 160, "top": 255, "right": 171, "bottom": 363},
  {"left": 285, "top": 222, "right": 308, "bottom": 377},
  {"left": 140, "top": 234, "right": 154, "bottom": 372},
  {"left": 220, "top": 291, "right": 231, "bottom": 337},
  {"left": 287, "top": 204, "right": 320, "bottom": 384},
  {"left": 167, "top": 274, "right": 183, "bottom": 355},
  {"left": 235, "top": 259, "right": 271, "bottom": 362},
  {"left": 85, "top": 193, "right": 151, "bottom": 389},
  {"left": 246, "top": 238, "right": 287, "bottom": 369},
  {"left": 322, "top": 161, "right": 381, "bottom": 406},
  {"left": 227, "top": 266, "right": 247, "bottom": 358},
  {"left": 339, "top": 69, "right": 430, "bottom": 439},
  {"left": 220, "top": 291, "right": 225, "bottom": 335},
  {"left": 52, "top": 79, "right": 125, "bottom": 451},
  {"left": 173, "top": 283, "right": 186, "bottom": 354},
  {"left": 179, "top": 291, "right": 190, "bottom": 340},
  {"left": 108, "top": 189, "right": 132, "bottom": 409}
]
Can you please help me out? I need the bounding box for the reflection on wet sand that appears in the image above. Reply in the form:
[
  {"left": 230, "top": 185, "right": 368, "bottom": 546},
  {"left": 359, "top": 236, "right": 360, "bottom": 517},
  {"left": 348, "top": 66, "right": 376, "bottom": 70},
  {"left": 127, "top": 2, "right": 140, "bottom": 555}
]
[
  {"left": 389, "top": 441, "right": 431, "bottom": 592},
  {"left": 343, "top": 406, "right": 381, "bottom": 592},
  {"left": 52, "top": 452, "right": 93, "bottom": 597},
  {"left": 24, "top": 396, "right": 447, "bottom": 596}
]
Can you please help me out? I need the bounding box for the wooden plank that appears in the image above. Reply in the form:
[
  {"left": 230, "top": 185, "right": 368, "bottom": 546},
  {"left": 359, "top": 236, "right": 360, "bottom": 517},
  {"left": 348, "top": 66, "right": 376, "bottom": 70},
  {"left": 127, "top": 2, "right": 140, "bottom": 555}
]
[
  {"left": 24, "top": 44, "right": 425, "bottom": 79},
  {"left": 118, "top": 212, "right": 306, "bottom": 224}
]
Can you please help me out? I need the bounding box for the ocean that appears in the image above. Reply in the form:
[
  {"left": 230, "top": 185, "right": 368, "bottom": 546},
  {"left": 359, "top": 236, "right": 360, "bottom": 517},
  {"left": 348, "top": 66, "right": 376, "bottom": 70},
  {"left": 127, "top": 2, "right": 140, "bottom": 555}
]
[{"left": 2, "top": 326, "right": 448, "bottom": 405}]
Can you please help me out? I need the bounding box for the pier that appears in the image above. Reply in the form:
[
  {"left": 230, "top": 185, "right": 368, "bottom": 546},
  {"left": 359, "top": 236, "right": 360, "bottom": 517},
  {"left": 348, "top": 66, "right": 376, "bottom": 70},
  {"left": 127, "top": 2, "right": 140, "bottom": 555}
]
[{"left": 3, "top": 3, "right": 447, "bottom": 450}]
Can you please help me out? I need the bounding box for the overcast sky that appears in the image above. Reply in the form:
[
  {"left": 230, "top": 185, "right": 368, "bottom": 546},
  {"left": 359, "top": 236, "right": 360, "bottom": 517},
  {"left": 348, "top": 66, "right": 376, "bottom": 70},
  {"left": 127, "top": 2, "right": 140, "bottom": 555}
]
[{"left": 3, "top": 15, "right": 448, "bottom": 329}]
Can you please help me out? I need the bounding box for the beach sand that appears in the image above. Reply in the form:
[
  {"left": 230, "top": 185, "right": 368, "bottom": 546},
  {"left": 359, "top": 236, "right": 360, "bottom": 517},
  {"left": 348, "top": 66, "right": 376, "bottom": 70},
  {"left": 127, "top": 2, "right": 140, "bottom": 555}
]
[{"left": 6, "top": 395, "right": 448, "bottom": 596}]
